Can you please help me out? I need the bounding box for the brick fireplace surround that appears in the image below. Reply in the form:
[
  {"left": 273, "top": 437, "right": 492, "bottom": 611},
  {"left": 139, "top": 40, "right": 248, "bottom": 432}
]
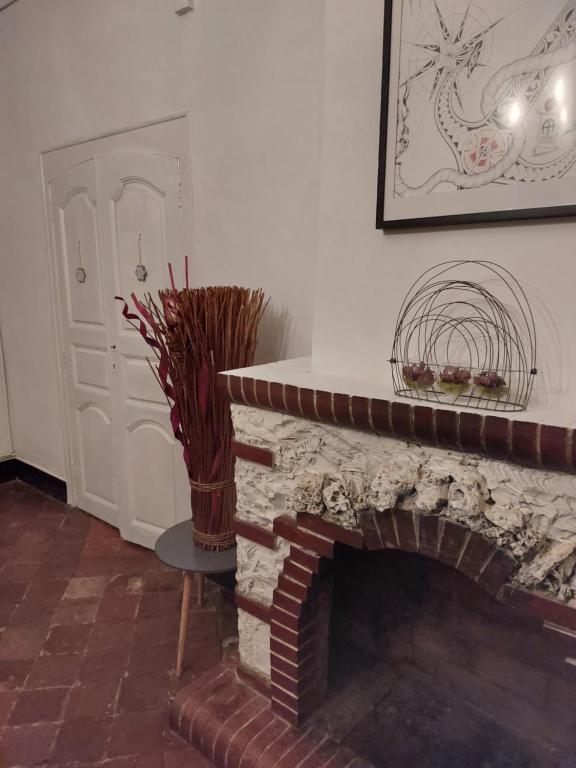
[{"left": 171, "top": 359, "right": 576, "bottom": 767}]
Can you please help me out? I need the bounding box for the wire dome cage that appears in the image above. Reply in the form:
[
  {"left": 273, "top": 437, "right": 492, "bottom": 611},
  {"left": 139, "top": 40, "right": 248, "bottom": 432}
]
[{"left": 390, "top": 261, "right": 537, "bottom": 413}]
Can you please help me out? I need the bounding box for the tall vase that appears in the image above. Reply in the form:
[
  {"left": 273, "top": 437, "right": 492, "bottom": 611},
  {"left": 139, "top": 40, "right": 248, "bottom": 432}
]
[{"left": 120, "top": 284, "right": 266, "bottom": 555}]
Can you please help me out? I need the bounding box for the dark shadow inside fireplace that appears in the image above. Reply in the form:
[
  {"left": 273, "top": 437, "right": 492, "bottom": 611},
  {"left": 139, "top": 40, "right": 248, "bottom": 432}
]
[{"left": 310, "top": 549, "right": 575, "bottom": 768}]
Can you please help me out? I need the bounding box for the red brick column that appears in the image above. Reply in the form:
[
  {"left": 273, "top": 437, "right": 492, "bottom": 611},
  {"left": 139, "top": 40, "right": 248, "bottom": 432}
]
[{"left": 269, "top": 533, "right": 335, "bottom": 726}]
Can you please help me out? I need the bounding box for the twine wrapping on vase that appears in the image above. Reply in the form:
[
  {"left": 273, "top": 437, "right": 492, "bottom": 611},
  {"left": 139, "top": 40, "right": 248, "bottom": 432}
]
[{"left": 189, "top": 477, "right": 237, "bottom": 551}]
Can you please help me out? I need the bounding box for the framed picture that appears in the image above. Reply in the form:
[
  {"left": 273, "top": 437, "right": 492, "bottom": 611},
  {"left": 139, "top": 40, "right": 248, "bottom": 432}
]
[{"left": 377, "top": 1, "right": 576, "bottom": 229}]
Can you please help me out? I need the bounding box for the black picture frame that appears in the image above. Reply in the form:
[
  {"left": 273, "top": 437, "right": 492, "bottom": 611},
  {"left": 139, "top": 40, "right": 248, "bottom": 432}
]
[{"left": 376, "top": 0, "right": 576, "bottom": 230}]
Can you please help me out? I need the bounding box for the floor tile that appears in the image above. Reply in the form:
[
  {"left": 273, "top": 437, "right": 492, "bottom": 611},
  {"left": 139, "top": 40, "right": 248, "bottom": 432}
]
[
  {"left": 104, "top": 574, "right": 144, "bottom": 597},
  {"left": 117, "top": 671, "right": 172, "bottom": 713},
  {"left": 48, "top": 541, "right": 86, "bottom": 562},
  {"left": 87, "top": 619, "right": 136, "bottom": 652},
  {"left": 164, "top": 746, "right": 215, "bottom": 767},
  {"left": 63, "top": 575, "right": 109, "bottom": 600},
  {"left": 96, "top": 755, "right": 163, "bottom": 768},
  {"left": 35, "top": 556, "right": 80, "bottom": 580},
  {"left": 43, "top": 623, "right": 92, "bottom": 655},
  {"left": 54, "top": 524, "right": 89, "bottom": 541},
  {"left": 8, "top": 538, "right": 53, "bottom": 562},
  {"left": 26, "top": 652, "right": 82, "bottom": 688},
  {"left": 0, "top": 582, "right": 27, "bottom": 605},
  {"left": 143, "top": 570, "right": 182, "bottom": 593},
  {"left": 0, "top": 482, "right": 227, "bottom": 767},
  {"left": 138, "top": 591, "right": 182, "bottom": 619},
  {"left": 0, "top": 603, "right": 15, "bottom": 627},
  {"left": 9, "top": 686, "right": 68, "bottom": 724},
  {"left": 0, "top": 658, "right": 34, "bottom": 690},
  {"left": 0, "top": 690, "right": 17, "bottom": 726},
  {"left": 10, "top": 597, "right": 58, "bottom": 626},
  {"left": 51, "top": 597, "right": 100, "bottom": 625},
  {"left": 25, "top": 578, "right": 69, "bottom": 604},
  {"left": 133, "top": 616, "right": 180, "bottom": 645},
  {"left": 61, "top": 511, "right": 92, "bottom": 530},
  {"left": 52, "top": 716, "right": 112, "bottom": 763},
  {"left": 107, "top": 711, "right": 166, "bottom": 758},
  {"left": 75, "top": 556, "right": 147, "bottom": 577},
  {"left": 38, "top": 498, "right": 68, "bottom": 515},
  {"left": 0, "top": 561, "right": 39, "bottom": 583},
  {"left": 79, "top": 648, "right": 130, "bottom": 684},
  {"left": 128, "top": 639, "right": 177, "bottom": 675},
  {"left": 0, "top": 722, "right": 58, "bottom": 766},
  {"left": 96, "top": 594, "right": 140, "bottom": 621},
  {"left": 0, "top": 624, "right": 49, "bottom": 660},
  {"left": 64, "top": 680, "right": 119, "bottom": 719}
]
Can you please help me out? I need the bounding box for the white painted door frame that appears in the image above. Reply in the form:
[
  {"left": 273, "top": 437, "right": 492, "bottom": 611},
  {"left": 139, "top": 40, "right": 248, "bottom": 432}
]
[{"left": 41, "top": 112, "right": 192, "bottom": 514}]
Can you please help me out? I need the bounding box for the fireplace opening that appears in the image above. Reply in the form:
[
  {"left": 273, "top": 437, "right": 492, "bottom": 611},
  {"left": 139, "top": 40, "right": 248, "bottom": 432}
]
[{"left": 309, "top": 548, "right": 575, "bottom": 768}]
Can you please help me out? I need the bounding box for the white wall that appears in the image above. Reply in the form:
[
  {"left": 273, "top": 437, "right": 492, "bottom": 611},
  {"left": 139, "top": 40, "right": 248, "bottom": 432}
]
[
  {"left": 0, "top": 0, "right": 324, "bottom": 478},
  {"left": 312, "top": 0, "right": 576, "bottom": 420}
]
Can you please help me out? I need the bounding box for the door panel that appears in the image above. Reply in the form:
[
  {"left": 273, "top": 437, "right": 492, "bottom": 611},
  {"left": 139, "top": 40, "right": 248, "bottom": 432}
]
[
  {"left": 76, "top": 403, "right": 115, "bottom": 505},
  {"left": 123, "top": 356, "right": 167, "bottom": 405},
  {"left": 96, "top": 153, "right": 190, "bottom": 546},
  {"left": 60, "top": 190, "right": 104, "bottom": 326},
  {"left": 49, "top": 160, "right": 118, "bottom": 526},
  {"left": 126, "top": 421, "right": 178, "bottom": 530},
  {"left": 111, "top": 179, "right": 169, "bottom": 333},
  {"left": 72, "top": 346, "right": 109, "bottom": 391}
]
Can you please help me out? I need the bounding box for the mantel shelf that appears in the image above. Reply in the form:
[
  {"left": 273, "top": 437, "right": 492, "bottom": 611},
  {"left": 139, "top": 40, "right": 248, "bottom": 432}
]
[{"left": 219, "top": 357, "right": 576, "bottom": 476}]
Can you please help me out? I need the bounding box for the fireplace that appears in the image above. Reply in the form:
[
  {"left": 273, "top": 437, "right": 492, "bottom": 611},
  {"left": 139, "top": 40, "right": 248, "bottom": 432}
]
[
  {"left": 171, "top": 359, "right": 576, "bottom": 768},
  {"left": 314, "top": 548, "right": 574, "bottom": 767}
]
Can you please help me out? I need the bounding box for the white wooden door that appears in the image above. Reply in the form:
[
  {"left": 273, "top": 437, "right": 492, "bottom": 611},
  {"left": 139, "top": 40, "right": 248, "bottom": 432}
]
[
  {"left": 45, "top": 117, "right": 192, "bottom": 547},
  {"left": 96, "top": 153, "right": 190, "bottom": 547},
  {"left": 48, "top": 160, "right": 119, "bottom": 526}
]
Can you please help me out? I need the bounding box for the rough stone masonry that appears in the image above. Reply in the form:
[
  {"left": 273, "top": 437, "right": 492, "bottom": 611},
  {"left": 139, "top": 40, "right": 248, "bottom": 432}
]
[{"left": 231, "top": 404, "right": 576, "bottom": 680}]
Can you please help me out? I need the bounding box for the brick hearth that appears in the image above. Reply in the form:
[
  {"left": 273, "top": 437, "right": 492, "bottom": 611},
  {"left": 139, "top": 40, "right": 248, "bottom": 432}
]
[{"left": 170, "top": 664, "right": 372, "bottom": 768}]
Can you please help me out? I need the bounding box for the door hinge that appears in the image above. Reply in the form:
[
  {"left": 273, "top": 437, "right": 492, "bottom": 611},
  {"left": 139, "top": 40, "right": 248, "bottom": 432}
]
[
  {"left": 177, "top": 180, "right": 183, "bottom": 208},
  {"left": 61, "top": 350, "right": 68, "bottom": 369}
]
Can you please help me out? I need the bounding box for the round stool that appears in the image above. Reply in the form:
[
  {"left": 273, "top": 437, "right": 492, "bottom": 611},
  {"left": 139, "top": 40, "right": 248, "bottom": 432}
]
[{"left": 155, "top": 520, "right": 236, "bottom": 677}]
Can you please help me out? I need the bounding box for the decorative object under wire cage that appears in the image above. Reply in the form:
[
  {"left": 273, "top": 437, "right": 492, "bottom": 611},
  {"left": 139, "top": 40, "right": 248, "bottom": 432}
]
[{"left": 390, "top": 261, "right": 537, "bottom": 413}]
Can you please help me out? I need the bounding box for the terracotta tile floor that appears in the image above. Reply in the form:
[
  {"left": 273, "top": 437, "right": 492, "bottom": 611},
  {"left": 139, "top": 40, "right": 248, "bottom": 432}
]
[{"left": 0, "top": 480, "right": 235, "bottom": 767}]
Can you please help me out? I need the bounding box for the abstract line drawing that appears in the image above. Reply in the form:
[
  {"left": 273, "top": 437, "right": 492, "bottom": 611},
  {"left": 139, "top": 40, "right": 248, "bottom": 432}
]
[{"left": 377, "top": 1, "right": 576, "bottom": 227}]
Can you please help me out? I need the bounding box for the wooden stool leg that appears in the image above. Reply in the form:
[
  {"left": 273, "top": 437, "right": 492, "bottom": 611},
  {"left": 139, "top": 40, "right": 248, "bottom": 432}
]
[
  {"left": 197, "top": 573, "right": 205, "bottom": 607},
  {"left": 176, "top": 571, "right": 192, "bottom": 678}
]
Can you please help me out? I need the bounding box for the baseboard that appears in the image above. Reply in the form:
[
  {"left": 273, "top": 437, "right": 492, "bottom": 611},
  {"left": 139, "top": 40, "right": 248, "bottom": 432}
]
[{"left": 0, "top": 458, "right": 67, "bottom": 503}]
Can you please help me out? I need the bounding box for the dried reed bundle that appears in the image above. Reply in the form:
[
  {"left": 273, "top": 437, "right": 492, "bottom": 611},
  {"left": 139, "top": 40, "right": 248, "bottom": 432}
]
[{"left": 117, "top": 279, "right": 266, "bottom": 551}]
